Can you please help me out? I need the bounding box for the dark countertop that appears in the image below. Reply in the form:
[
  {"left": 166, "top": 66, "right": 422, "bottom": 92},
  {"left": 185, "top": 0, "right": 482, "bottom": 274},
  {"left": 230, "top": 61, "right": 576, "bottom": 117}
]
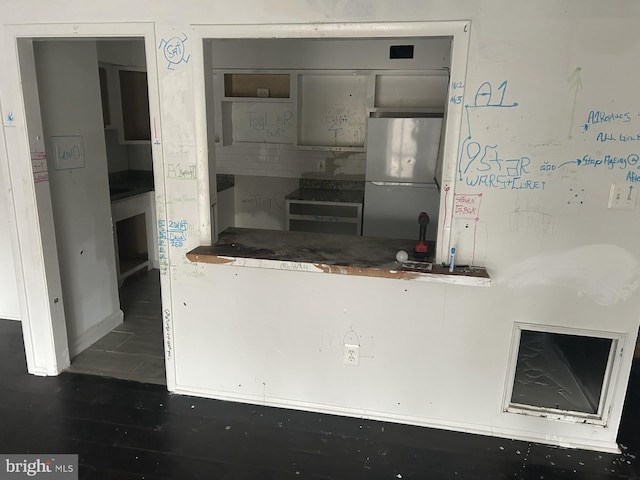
[
  {"left": 285, "top": 188, "right": 364, "bottom": 204},
  {"left": 109, "top": 171, "right": 233, "bottom": 199},
  {"left": 299, "top": 178, "right": 365, "bottom": 191},
  {"left": 109, "top": 170, "right": 154, "bottom": 201},
  {"left": 217, "top": 174, "right": 235, "bottom": 192},
  {"left": 186, "top": 227, "right": 490, "bottom": 284}
]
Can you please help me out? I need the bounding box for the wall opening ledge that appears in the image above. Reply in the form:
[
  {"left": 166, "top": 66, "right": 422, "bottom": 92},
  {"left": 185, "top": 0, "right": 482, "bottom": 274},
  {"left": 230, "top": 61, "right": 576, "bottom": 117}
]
[{"left": 186, "top": 227, "right": 490, "bottom": 286}]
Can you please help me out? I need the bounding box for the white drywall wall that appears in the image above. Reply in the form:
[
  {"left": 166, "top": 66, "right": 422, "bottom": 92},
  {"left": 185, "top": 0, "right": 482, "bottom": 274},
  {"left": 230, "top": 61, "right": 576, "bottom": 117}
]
[
  {"left": 33, "top": 40, "right": 122, "bottom": 358},
  {"left": 210, "top": 37, "right": 451, "bottom": 70},
  {"left": 0, "top": 195, "right": 20, "bottom": 320},
  {"left": 104, "top": 128, "right": 129, "bottom": 173},
  {"left": 97, "top": 39, "right": 146, "bottom": 68},
  {"left": 127, "top": 144, "right": 153, "bottom": 170},
  {"left": 1, "top": 0, "right": 639, "bottom": 453}
]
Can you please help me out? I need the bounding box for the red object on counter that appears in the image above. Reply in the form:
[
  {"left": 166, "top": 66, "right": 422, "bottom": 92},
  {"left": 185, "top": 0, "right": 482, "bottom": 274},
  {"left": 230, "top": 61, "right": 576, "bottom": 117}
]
[{"left": 414, "top": 212, "right": 430, "bottom": 259}]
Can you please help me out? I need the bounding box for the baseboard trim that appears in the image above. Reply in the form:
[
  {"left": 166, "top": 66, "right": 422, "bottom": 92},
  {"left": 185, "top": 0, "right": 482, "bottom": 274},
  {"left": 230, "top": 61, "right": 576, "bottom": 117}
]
[
  {"left": 0, "top": 312, "right": 21, "bottom": 321},
  {"left": 69, "top": 309, "right": 123, "bottom": 358},
  {"left": 172, "top": 384, "right": 621, "bottom": 454}
]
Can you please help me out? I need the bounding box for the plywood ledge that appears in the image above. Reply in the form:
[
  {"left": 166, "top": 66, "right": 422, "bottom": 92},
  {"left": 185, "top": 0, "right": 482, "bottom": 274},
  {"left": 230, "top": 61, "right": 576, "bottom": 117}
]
[
  {"left": 186, "top": 228, "right": 491, "bottom": 287},
  {"left": 185, "top": 251, "right": 234, "bottom": 265},
  {"left": 314, "top": 263, "right": 421, "bottom": 280}
]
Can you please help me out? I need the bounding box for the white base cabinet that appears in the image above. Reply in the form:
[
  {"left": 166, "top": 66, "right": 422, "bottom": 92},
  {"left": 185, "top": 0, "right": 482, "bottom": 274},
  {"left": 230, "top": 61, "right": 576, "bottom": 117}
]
[
  {"left": 286, "top": 199, "right": 362, "bottom": 236},
  {"left": 111, "top": 191, "right": 156, "bottom": 284}
]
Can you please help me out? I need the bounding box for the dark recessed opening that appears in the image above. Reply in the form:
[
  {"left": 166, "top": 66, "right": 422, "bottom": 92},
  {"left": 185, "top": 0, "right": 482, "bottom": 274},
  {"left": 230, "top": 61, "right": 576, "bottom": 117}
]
[
  {"left": 116, "top": 213, "right": 149, "bottom": 275},
  {"left": 389, "top": 45, "right": 414, "bottom": 59},
  {"left": 511, "top": 330, "right": 613, "bottom": 415}
]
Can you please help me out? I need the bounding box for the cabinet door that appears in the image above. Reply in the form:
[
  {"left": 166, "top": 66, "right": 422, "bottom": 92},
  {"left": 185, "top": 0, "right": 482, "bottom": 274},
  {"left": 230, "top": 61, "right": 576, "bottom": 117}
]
[
  {"left": 119, "top": 70, "right": 151, "bottom": 141},
  {"left": 229, "top": 101, "right": 295, "bottom": 144},
  {"left": 298, "top": 74, "right": 367, "bottom": 149},
  {"left": 286, "top": 200, "right": 362, "bottom": 236}
]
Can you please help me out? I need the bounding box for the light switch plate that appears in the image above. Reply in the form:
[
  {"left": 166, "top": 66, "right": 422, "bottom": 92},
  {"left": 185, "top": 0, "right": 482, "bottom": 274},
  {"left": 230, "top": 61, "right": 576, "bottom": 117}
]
[{"left": 608, "top": 183, "right": 637, "bottom": 210}]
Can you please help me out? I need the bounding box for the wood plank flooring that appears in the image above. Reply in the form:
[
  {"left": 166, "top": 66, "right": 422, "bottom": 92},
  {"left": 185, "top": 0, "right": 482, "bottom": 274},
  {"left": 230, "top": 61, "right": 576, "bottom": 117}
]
[{"left": 1, "top": 318, "right": 639, "bottom": 478}]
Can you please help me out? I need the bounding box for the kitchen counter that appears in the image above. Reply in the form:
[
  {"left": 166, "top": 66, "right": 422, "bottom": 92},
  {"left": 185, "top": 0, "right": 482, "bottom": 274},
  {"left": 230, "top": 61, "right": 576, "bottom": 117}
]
[
  {"left": 109, "top": 170, "right": 154, "bottom": 201},
  {"left": 186, "top": 227, "right": 490, "bottom": 286}
]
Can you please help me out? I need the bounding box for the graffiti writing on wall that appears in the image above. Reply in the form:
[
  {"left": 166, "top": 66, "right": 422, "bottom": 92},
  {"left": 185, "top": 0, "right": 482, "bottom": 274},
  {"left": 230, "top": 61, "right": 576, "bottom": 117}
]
[
  {"left": 457, "top": 81, "right": 543, "bottom": 191},
  {"left": 159, "top": 33, "right": 191, "bottom": 70}
]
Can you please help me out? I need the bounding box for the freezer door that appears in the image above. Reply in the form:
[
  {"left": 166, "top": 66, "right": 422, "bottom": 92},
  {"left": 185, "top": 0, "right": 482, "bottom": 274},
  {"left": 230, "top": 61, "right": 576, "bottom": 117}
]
[
  {"left": 365, "top": 117, "right": 443, "bottom": 183},
  {"left": 362, "top": 182, "right": 440, "bottom": 241}
]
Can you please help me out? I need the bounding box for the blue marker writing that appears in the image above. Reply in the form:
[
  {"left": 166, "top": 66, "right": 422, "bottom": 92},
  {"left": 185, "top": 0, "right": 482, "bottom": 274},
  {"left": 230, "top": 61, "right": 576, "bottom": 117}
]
[{"left": 449, "top": 247, "right": 456, "bottom": 273}]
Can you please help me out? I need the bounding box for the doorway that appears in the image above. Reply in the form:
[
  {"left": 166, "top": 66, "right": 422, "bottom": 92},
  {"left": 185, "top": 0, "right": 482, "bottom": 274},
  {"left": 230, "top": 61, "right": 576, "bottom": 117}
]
[
  {"left": 68, "top": 269, "right": 164, "bottom": 384},
  {"left": 19, "top": 37, "right": 164, "bottom": 384}
]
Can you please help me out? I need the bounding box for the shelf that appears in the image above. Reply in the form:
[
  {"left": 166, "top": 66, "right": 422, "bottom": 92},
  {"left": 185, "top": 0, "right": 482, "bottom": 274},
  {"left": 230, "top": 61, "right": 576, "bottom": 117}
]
[
  {"left": 224, "top": 73, "right": 290, "bottom": 98},
  {"left": 295, "top": 145, "right": 365, "bottom": 152},
  {"left": 369, "top": 108, "right": 445, "bottom": 117},
  {"left": 119, "top": 258, "right": 150, "bottom": 277},
  {"left": 221, "top": 97, "right": 292, "bottom": 103}
]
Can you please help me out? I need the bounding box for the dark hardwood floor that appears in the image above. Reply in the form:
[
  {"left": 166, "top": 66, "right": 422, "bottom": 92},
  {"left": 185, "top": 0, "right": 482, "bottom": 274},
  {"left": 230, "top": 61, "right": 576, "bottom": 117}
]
[{"left": 0, "top": 319, "right": 638, "bottom": 479}]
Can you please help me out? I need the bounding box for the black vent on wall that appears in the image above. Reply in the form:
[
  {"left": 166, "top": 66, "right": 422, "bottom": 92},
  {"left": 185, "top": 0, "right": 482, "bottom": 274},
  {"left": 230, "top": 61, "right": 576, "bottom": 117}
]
[{"left": 389, "top": 45, "right": 414, "bottom": 59}]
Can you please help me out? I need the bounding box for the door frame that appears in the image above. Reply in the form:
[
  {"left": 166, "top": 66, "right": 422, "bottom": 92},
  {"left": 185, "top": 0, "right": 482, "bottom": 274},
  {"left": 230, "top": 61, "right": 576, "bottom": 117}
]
[{"left": 0, "top": 23, "right": 172, "bottom": 384}]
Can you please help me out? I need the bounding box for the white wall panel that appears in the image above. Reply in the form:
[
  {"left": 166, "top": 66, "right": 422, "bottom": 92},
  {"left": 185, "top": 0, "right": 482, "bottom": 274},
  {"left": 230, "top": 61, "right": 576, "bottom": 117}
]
[{"left": 0, "top": 0, "right": 638, "bottom": 452}]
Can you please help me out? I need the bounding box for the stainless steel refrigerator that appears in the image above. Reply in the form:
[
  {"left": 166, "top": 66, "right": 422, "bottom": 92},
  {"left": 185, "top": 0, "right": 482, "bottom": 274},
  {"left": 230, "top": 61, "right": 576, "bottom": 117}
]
[{"left": 363, "top": 117, "right": 443, "bottom": 241}]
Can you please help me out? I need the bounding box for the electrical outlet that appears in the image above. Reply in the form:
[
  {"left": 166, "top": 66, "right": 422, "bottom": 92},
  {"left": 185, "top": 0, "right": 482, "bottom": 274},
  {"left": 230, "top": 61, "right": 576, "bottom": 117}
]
[
  {"left": 343, "top": 344, "right": 360, "bottom": 366},
  {"left": 256, "top": 88, "right": 270, "bottom": 98},
  {"left": 608, "top": 183, "right": 638, "bottom": 210},
  {"left": 318, "top": 159, "right": 326, "bottom": 171}
]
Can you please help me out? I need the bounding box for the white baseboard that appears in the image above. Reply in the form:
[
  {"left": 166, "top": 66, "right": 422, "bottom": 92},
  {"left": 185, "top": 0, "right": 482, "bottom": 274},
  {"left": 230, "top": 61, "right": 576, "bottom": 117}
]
[
  {"left": 173, "top": 384, "right": 621, "bottom": 454},
  {"left": 0, "top": 311, "right": 21, "bottom": 321},
  {"left": 69, "top": 309, "right": 123, "bottom": 358}
]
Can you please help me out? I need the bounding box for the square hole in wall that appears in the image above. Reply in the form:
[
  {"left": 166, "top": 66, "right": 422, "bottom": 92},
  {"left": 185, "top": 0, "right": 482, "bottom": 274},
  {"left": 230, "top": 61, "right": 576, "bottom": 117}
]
[{"left": 505, "top": 325, "right": 623, "bottom": 424}]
